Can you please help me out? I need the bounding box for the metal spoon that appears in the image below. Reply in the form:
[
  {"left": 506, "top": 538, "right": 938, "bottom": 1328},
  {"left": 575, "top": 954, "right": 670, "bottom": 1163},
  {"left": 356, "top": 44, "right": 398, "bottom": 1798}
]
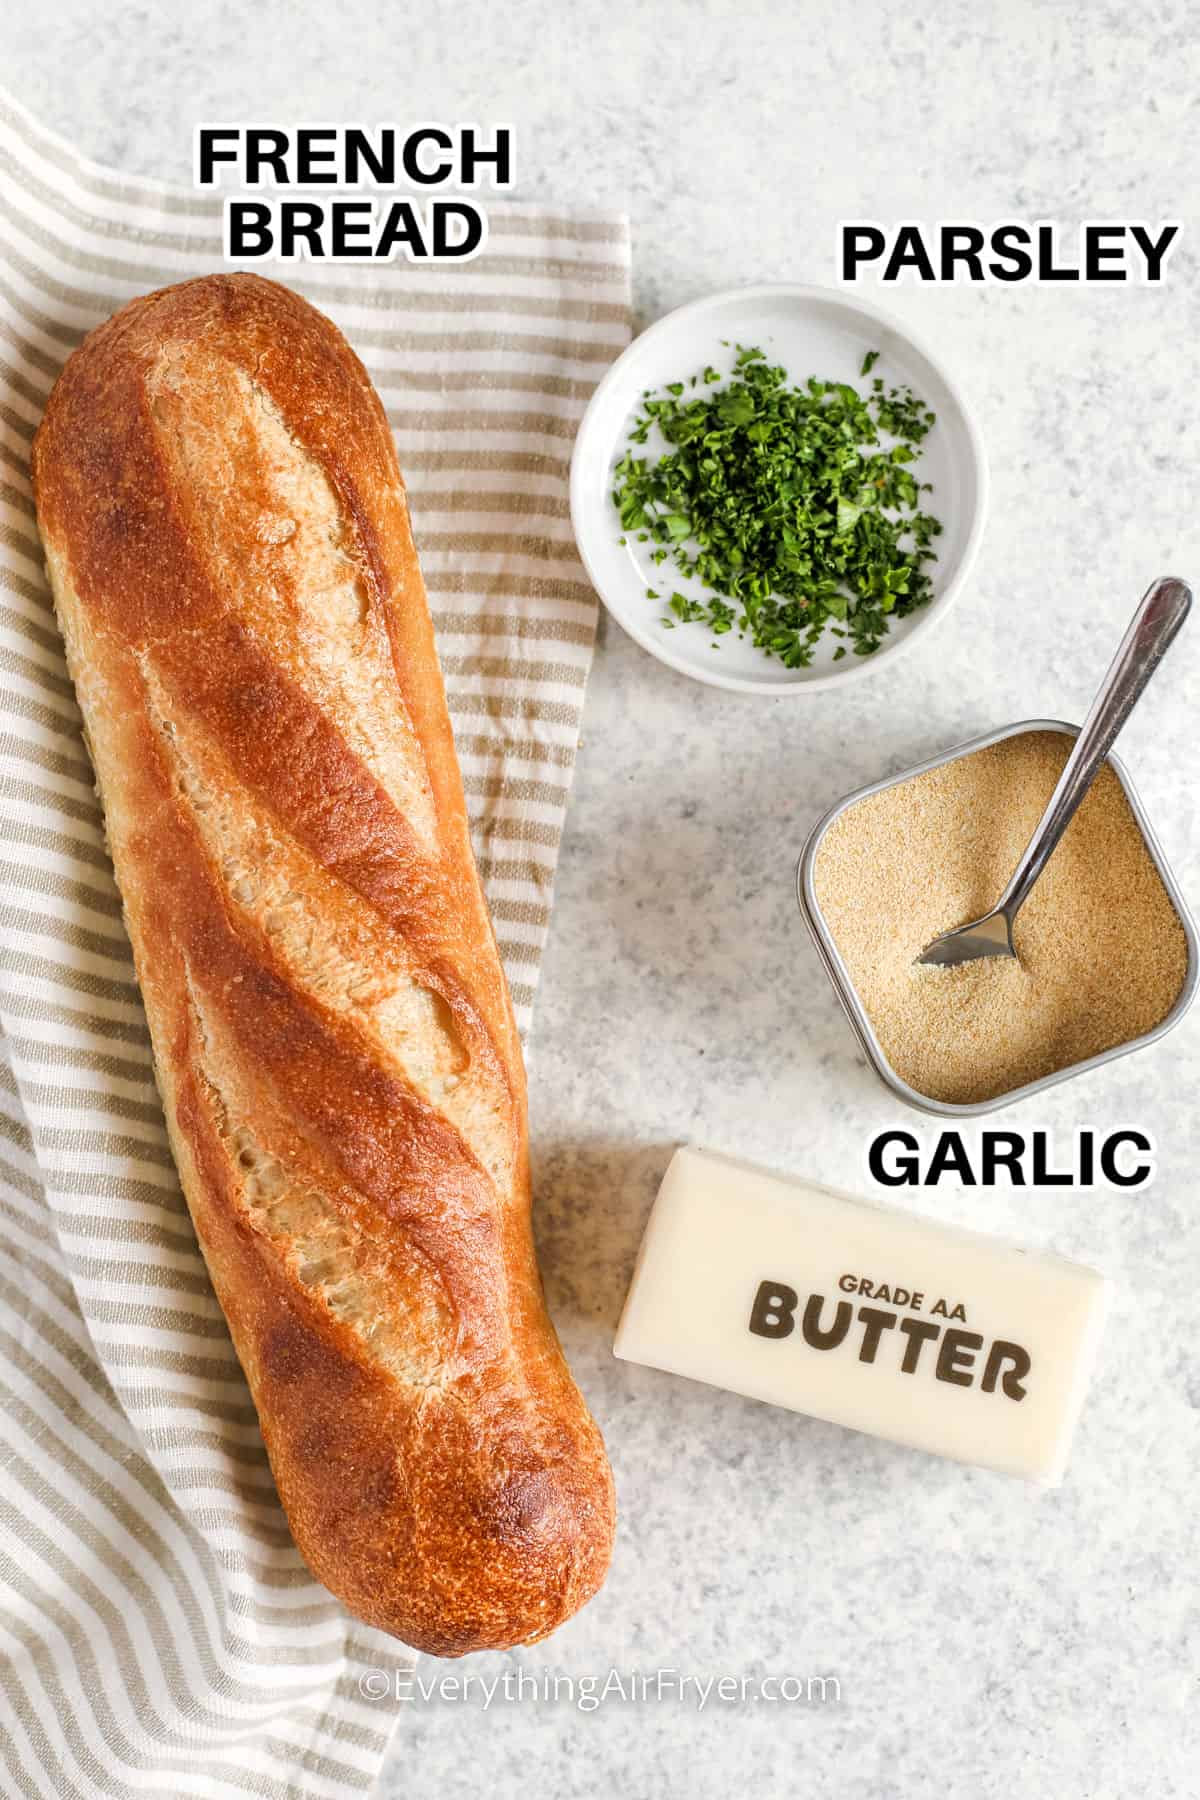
[{"left": 917, "top": 575, "right": 1192, "bottom": 968}]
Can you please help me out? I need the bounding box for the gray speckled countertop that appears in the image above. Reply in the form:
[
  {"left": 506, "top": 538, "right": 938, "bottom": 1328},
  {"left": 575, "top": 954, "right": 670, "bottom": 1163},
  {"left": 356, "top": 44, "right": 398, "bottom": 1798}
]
[{"left": 11, "top": 3, "right": 1199, "bottom": 1795}]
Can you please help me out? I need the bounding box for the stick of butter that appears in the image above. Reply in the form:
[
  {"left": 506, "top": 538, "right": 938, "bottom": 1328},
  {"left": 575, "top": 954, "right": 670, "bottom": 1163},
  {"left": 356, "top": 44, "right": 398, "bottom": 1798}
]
[{"left": 614, "top": 1146, "right": 1109, "bottom": 1485}]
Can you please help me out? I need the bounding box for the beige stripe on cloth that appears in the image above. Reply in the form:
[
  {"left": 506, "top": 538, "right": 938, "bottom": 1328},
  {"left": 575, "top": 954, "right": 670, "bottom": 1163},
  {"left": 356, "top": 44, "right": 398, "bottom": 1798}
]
[{"left": 0, "top": 87, "right": 630, "bottom": 1800}]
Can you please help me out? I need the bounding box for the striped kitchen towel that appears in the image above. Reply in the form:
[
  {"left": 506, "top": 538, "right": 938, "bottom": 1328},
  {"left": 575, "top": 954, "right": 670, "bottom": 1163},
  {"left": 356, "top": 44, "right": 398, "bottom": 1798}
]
[{"left": 0, "top": 90, "right": 630, "bottom": 1800}]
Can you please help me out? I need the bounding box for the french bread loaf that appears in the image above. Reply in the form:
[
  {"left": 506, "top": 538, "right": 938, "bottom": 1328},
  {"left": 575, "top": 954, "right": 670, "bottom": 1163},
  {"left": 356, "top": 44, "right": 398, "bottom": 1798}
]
[{"left": 31, "top": 273, "right": 615, "bottom": 1656}]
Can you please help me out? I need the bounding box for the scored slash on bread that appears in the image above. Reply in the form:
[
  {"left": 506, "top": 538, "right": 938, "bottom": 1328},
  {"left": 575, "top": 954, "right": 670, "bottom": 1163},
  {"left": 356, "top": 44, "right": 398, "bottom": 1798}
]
[{"left": 31, "top": 273, "right": 615, "bottom": 1656}]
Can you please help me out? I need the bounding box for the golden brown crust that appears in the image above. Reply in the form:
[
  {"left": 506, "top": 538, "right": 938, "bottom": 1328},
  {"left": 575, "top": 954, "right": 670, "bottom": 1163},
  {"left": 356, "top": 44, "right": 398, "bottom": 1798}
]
[{"left": 31, "top": 273, "right": 614, "bottom": 1656}]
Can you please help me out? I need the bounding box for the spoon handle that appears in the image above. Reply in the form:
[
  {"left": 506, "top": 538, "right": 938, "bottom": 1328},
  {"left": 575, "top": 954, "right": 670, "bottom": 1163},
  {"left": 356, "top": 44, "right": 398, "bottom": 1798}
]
[{"left": 998, "top": 575, "right": 1192, "bottom": 921}]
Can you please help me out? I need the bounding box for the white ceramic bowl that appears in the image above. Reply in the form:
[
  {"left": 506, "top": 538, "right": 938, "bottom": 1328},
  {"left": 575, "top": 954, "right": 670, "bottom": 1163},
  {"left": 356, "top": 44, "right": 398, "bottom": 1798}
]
[{"left": 570, "top": 283, "right": 988, "bottom": 695}]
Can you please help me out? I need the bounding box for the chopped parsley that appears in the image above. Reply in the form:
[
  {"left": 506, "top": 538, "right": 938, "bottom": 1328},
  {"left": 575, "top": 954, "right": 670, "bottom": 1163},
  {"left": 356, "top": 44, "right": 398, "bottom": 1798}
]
[{"left": 611, "top": 346, "right": 942, "bottom": 667}]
